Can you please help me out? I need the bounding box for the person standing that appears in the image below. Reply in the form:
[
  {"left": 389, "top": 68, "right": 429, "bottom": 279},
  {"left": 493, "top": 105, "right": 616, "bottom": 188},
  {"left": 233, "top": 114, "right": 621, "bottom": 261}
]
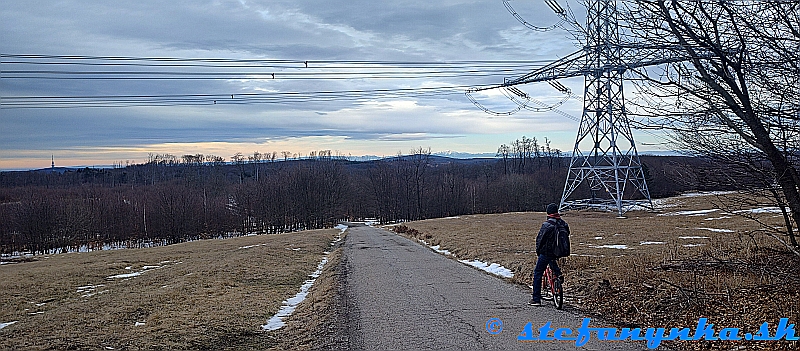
[{"left": 529, "top": 203, "right": 568, "bottom": 306}]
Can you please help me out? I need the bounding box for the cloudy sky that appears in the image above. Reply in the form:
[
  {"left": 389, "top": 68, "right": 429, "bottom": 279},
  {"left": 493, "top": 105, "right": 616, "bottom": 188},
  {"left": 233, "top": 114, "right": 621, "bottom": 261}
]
[{"left": 1, "top": 0, "right": 666, "bottom": 170}]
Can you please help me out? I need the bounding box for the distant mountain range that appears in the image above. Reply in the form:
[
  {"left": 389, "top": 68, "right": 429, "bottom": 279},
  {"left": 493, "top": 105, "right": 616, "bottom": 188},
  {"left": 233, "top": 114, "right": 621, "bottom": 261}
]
[{"left": 12, "top": 150, "right": 682, "bottom": 172}]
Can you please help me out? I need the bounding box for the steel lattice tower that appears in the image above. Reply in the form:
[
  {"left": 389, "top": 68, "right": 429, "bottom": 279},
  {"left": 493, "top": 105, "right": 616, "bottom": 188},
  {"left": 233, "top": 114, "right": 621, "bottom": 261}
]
[
  {"left": 560, "top": 0, "right": 651, "bottom": 216},
  {"left": 467, "top": 0, "right": 678, "bottom": 217}
]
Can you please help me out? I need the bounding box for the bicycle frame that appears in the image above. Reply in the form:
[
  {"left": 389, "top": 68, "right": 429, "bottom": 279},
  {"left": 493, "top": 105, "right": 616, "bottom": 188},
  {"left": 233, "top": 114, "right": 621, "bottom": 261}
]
[{"left": 541, "top": 261, "right": 564, "bottom": 309}]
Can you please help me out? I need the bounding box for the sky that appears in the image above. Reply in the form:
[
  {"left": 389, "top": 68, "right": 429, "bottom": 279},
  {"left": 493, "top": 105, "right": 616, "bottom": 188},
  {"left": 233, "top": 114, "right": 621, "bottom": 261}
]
[{"left": 0, "top": 0, "right": 668, "bottom": 170}]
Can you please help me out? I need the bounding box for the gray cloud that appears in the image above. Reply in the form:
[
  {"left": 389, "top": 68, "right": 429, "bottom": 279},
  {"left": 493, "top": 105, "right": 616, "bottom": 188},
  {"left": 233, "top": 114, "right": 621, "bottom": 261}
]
[{"left": 1, "top": 0, "right": 593, "bottom": 167}]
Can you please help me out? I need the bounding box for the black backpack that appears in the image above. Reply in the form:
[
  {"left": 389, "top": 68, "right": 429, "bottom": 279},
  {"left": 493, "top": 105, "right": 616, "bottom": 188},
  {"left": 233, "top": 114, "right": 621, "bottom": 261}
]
[{"left": 548, "top": 218, "right": 571, "bottom": 258}]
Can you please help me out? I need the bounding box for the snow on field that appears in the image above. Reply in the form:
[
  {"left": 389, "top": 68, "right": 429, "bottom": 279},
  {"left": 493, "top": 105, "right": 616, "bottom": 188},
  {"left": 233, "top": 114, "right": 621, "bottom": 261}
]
[
  {"left": 458, "top": 259, "right": 514, "bottom": 278},
  {"left": 106, "top": 263, "right": 169, "bottom": 280},
  {"left": 238, "top": 243, "right": 267, "bottom": 249},
  {"left": 76, "top": 284, "right": 106, "bottom": 298},
  {"left": 631, "top": 197, "right": 678, "bottom": 210},
  {"left": 0, "top": 321, "right": 17, "bottom": 330},
  {"left": 695, "top": 228, "right": 735, "bottom": 233},
  {"left": 734, "top": 207, "right": 783, "bottom": 214},
  {"left": 658, "top": 209, "right": 720, "bottom": 217},
  {"left": 640, "top": 241, "right": 665, "bottom": 245},
  {"left": 588, "top": 244, "right": 630, "bottom": 250},
  {"left": 335, "top": 224, "right": 348, "bottom": 233},
  {"left": 680, "top": 191, "right": 738, "bottom": 197},
  {"left": 107, "top": 271, "right": 144, "bottom": 279},
  {"left": 704, "top": 216, "right": 732, "bottom": 221},
  {"left": 679, "top": 236, "right": 711, "bottom": 239},
  {"left": 683, "top": 243, "right": 705, "bottom": 247},
  {"left": 134, "top": 321, "right": 146, "bottom": 327},
  {"left": 261, "top": 255, "right": 329, "bottom": 331}
]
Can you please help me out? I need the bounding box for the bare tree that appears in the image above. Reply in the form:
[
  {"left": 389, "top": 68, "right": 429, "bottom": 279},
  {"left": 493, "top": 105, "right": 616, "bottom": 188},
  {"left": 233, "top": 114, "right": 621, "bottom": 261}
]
[
  {"left": 497, "top": 144, "right": 511, "bottom": 175},
  {"left": 249, "top": 151, "right": 263, "bottom": 182},
  {"left": 622, "top": 0, "right": 800, "bottom": 248}
]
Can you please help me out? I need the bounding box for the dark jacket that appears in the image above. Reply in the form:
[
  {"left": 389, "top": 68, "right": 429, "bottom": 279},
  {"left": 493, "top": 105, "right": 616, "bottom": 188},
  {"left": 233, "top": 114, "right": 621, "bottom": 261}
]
[{"left": 536, "top": 217, "right": 569, "bottom": 256}]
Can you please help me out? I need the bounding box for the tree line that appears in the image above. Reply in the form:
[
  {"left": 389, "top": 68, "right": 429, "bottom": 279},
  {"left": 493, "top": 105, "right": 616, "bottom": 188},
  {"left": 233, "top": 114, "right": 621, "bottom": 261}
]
[{"left": 0, "top": 143, "right": 712, "bottom": 255}]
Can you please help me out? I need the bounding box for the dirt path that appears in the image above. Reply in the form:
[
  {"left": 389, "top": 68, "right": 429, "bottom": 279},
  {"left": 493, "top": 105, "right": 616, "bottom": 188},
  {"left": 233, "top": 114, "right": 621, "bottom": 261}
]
[{"left": 340, "top": 224, "right": 647, "bottom": 350}]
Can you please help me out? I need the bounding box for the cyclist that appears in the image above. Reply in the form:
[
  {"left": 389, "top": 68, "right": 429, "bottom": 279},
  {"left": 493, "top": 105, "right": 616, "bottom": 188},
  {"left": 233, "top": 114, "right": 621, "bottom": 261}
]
[{"left": 529, "top": 203, "right": 568, "bottom": 306}]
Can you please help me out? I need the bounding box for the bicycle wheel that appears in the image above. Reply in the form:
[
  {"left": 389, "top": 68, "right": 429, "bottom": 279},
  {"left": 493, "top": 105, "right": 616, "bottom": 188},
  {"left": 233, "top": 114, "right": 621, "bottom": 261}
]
[
  {"left": 540, "top": 267, "right": 553, "bottom": 301},
  {"left": 553, "top": 275, "right": 564, "bottom": 310}
]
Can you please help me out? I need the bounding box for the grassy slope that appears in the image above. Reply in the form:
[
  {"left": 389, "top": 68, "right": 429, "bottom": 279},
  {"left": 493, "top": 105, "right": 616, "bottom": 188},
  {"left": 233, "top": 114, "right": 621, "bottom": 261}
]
[
  {"left": 394, "top": 194, "right": 800, "bottom": 350},
  {"left": 0, "top": 229, "right": 341, "bottom": 350}
]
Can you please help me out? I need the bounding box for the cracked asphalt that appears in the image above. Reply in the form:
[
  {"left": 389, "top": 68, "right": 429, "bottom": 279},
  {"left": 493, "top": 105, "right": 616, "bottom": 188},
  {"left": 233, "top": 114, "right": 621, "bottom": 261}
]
[{"left": 340, "top": 224, "right": 648, "bottom": 350}]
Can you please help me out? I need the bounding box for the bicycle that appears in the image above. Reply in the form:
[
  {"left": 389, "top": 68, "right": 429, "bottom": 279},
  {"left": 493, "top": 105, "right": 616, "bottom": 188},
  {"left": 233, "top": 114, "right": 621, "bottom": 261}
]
[{"left": 540, "top": 262, "right": 564, "bottom": 309}]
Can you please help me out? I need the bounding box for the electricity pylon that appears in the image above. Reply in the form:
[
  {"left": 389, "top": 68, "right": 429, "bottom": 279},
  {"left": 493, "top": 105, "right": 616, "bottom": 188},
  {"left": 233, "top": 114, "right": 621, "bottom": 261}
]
[{"left": 467, "top": 0, "right": 696, "bottom": 216}]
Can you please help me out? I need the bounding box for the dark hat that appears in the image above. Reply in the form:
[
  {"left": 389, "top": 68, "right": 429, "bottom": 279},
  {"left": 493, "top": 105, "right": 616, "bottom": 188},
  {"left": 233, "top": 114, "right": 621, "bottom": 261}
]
[{"left": 546, "top": 203, "right": 559, "bottom": 215}]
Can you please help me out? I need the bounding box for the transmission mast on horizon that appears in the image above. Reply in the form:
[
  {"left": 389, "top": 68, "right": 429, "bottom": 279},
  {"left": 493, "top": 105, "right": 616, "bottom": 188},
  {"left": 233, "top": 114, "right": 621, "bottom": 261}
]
[{"left": 466, "top": 0, "right": 690, "bottom": 217}]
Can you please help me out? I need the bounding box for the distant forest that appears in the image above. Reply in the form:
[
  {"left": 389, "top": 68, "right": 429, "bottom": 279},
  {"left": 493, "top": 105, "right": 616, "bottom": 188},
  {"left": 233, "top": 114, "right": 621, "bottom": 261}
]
[{"left": 0, "top": 145, "right": 726, "bottom": 255}]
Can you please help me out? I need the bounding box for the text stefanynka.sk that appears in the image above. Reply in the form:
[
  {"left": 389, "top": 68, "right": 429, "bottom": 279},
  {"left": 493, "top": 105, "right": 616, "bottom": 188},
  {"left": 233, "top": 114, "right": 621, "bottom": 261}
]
[{"left": 508, "top": 317, "right": 798, "bottom": 348}]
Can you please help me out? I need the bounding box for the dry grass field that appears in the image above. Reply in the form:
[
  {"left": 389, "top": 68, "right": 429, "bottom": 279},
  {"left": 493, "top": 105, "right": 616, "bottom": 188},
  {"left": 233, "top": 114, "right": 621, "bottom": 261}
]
[
  {"left": 0, "top": 228, "right": 344, "bottom": 351},
  {"left": 394, "top": 193, "right": 800, "bottom": 350}
]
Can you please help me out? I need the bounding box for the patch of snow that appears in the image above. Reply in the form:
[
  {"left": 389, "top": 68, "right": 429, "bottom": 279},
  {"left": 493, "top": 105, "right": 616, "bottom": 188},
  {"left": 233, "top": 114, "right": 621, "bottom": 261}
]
[
  {"left": 443, "top": 216, "right": 461, "bottom": 219},
  {"left": 680, "top": 191, "right": 737, "bottom": 198},
  {"left": 134, "top": 321, "right": 146, "bottom": 327},
  {"left": 683, "top": 243, "right": 705, "bottom": 247},
  {"left": 429, "top": 245, "right": 453, "bottom": 256},
  {"left": 704, "top": 216, "right": 732, "bottom": 221},
  {"left": 640, "top": 241, "right": 665, "bottom": 245},
  {"left": 413, "top": 236, "right": 512, "bottom": 279},
  {"left": 734, "top": 207, "right": 783, "bottom": 214},
  {"left": 658, "top": 209, "right": 720, "bottom": 217},
  {"left": 695, "top": 228, "right": 734, "bottom": 233},
  {"left": 124, "top": 266, "right": 132, "bottom": 270},
  {"left": 82, "top": 290, "right": 109, "bottom": 298},
  {"left": 679, "top": 236, "right": 711, "bottom": 239},
  {"left": 107, "top": 271, "right": 144, "bottom": 279},
  {"left": 28, "top": 311, "right": 44, "bottom": 315},
  {"left": 285, "top": 247, "right": 301, "bottom": 251},
  {"left": 238, "top": 243, "right": 267, "bottom": 250},
  {"left": 458, "top": 259, "right": 514, "bottom": 278},
  {"left": 0, "top": 321, "right": 17, "bottom": 330},
  {"left": 261, "top": 255, "right": 329, "bottom": 331},
  {"left": 330, "top": 231, "right": 344, "bottom": 246},
  {"left": 593, "top": 236, "right": 604, "bottom": 240},
  {"left": 589, "top": 244, "right": 630, "bottom": 250},
  {"left": 77, "top": 284, "right": 105, "bottom": 293},
  {"left": 334, "top": 224, "right": 348, "bottom": 233}
]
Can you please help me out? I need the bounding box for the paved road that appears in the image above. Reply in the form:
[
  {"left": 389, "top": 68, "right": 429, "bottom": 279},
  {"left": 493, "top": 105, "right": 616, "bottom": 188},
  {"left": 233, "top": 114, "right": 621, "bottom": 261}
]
[{"left": 341, "top": 224, "right": 648, "bottom": 350}]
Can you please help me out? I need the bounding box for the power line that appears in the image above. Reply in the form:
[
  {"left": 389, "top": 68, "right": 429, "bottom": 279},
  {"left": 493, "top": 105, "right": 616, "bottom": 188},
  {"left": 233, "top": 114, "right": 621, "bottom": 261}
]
[
  {"left": 1, "top": 86, "right": 476, "bottom": 109},
  {"left": 0, "top": 53, "right": 553, "bottom": 109}
]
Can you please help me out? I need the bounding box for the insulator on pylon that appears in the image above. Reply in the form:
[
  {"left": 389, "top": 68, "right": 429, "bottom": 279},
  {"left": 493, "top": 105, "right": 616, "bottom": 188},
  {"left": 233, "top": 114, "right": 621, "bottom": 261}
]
[
  {"left": 545, "top": 0, "right": 566, "bottom": 15},
  {"left": 506, "top": 86, "right": 529, "bottom": 98}
]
